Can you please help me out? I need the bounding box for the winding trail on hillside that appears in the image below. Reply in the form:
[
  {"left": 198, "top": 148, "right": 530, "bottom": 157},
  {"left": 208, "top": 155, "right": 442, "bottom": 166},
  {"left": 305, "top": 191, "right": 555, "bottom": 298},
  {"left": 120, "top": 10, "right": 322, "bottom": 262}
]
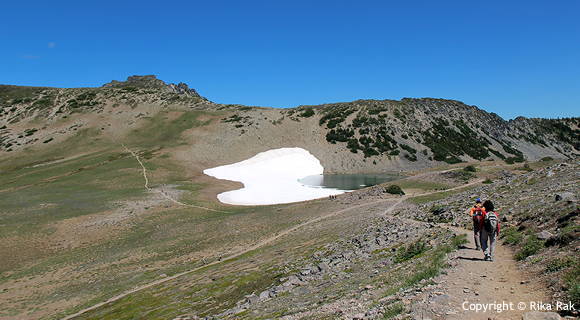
[
  {"left": 61, "top": 197, "right": 405, "bottom": 320},
  {"left": 121, "top": 143, "right": 149, "bottom": 188},
  {"left": 62, "top": 174, "right": 491, "bottom": 319},
  {"left": 121, "top": 144, "right": 225, "bottom": 213}
]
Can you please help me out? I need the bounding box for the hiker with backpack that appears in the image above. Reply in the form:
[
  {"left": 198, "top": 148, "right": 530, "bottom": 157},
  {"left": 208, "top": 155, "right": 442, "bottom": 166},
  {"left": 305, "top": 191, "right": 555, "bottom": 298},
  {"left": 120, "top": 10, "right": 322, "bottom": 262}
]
[
  {"left": 469, "top": 198, "right": 484, "bottom": 250},
  {"left": 481, "top": 200, "right": 500, "bottom": 261}
]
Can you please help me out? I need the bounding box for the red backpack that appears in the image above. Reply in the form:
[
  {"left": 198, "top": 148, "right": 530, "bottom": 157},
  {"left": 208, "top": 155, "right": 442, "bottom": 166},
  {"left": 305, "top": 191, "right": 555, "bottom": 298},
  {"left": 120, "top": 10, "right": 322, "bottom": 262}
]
[{"left": 472, "top": 207, "right": 484, "bottom": 224}]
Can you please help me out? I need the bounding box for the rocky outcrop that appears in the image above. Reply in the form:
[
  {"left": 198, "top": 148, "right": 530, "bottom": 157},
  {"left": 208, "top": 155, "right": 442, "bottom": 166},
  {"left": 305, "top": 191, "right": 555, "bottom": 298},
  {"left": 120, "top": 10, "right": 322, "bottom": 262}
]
[
  {"left": 102, "top": 75, "right": 167, "bottom": 88},
  {"left": 102, "top": 75, "right": 201, "bottom": 97},
  {"left": 167, "top": 82, "right": 200, "bottom": 97}
]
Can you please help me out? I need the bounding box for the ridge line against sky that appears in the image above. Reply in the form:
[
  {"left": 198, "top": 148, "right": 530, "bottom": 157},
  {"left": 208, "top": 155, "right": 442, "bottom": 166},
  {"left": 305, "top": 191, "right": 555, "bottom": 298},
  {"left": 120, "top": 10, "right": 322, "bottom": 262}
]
[{"left": 1, "top": 0, "right": 578, "bottom": 120}]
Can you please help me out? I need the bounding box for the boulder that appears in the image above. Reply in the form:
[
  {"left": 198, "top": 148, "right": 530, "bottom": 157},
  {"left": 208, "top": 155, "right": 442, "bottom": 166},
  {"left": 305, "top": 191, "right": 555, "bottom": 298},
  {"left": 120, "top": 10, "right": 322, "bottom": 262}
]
[
  {"left": 557, "top": 209, "right": 580, "bottom": 226},
  {"left": 283, "top": 275, "right": 302, "bottom": 287},
  {"left": 259, "top": 290, "right": 270, "bottom": 301},
  {"left": 545, "top": 231, "right": 578, "bottom": 247},
  {"left": 318, "top": 262, "right": 330, "bottom": 273},
  {"left": 537, "top": 231, "right": 553, "bottom": 240},
  {"left": 246, "top": 293, "right": 260, "bottom": 304},
  {"left": 555, "top": 192, "right": 575, "bottom": 201}
]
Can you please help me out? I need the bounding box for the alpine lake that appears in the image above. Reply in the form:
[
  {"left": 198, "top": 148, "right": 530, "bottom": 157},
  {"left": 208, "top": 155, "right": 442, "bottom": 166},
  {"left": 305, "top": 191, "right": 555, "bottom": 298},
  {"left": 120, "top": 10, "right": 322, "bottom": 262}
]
[{"left": 299, "top": 173, "right": 406, "bottom": 191}]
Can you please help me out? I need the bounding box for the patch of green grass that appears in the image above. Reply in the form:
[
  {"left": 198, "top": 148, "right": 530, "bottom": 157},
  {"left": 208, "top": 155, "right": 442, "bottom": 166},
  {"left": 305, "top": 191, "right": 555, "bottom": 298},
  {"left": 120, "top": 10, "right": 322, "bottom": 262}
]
[
  {"left": 545, "top": 256, "right": 576, "bottom": 273},
  {"left": 126, "top": 110, "right": 218, "bottom": 148},
  {"left": 514, "top": 236, "right": 544, "bottom": 261},
  {"left": 530, "top": 256, "right": 545, "bottom": 264},
  {"left": 402, "top": 234, "right": 467, "bottom": 289},
  {"left": 560, "top": 224, "right": 580, "bottom": 235},
  {"left": 409, "top": 185, "right": 475, "bottom": 204},
  {"left": 564, "top": 262, "right": 580, "bottom": 315},
  {"left": 382, "top": 303, "right": 405, "bottom": 318},
  {"left": 501, "top": 227, "right": 522, "bottom": 245},
  {"left": 395, "top": 240, "right": 428, "bottom": 263}
]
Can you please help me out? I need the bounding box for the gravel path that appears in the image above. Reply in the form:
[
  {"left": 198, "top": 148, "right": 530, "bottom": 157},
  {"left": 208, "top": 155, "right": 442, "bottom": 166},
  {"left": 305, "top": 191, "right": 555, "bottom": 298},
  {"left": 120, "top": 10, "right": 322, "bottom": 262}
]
[{"left": 410, "top": 225, "right": 549, "bottom": 319}]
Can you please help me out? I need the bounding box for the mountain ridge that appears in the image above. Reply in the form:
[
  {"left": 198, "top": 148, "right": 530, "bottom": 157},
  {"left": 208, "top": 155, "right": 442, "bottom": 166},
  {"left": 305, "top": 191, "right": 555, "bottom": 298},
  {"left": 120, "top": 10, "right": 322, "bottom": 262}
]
[{"left": 1, "top": 75, "right": 578, "bottom": 175}]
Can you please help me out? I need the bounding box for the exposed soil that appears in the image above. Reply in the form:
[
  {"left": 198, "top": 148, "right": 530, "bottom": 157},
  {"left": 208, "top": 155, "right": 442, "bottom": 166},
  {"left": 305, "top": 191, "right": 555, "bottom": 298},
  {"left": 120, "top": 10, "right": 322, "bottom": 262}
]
[{"left": 410, "top": 225, "right": 549, "bottom": 319}]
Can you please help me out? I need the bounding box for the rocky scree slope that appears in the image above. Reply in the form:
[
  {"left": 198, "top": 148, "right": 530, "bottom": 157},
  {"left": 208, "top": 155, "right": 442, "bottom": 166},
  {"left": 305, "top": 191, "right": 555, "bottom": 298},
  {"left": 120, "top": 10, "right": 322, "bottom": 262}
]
[{"left": 398, "top": 158, "right": 580, "bottom": 317}]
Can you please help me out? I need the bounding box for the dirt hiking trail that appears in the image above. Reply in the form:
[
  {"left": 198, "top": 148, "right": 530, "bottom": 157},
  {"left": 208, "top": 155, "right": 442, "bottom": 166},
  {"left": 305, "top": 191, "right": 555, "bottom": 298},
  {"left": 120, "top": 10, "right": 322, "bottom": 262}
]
[
  {"left": 411, "top": 225, "right": 550, "bottom": 319},
  {"left": 62, "top": 147, "right": 552, "bottom": 319},
  {"left": 62, "top": 197, "right": 405, "bottom": 320}
]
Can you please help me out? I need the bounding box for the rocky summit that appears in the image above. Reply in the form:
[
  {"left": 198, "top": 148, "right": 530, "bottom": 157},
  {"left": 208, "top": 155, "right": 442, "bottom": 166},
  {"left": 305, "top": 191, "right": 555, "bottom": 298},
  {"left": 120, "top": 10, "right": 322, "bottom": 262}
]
[
  {"left": 0, "top": 76, "right": 578, "bottom": 319},
  {"left": 102, "top": 74, "right": 201, "bottom": 97}
]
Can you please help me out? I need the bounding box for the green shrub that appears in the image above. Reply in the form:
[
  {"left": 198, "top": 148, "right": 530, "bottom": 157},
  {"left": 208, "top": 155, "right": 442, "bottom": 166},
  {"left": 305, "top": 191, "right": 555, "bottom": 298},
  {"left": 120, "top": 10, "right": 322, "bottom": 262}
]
[
  {"left": 400, "top": 144, "right": 417, "bottom": 154},
  {"left": 449, "top": 233, "right": 469, "bottom": 250},
  {"left": 404, "top": 153, "right": 417, "bottom": 162},
  {"left": 444, "top": 156, "right": 463, "bottom": 164},
  {"left": 531, "top": 256, "right": 545, "bottom": 264},
  {"left": 395, "top": 240, "right": 428, "bottom": 263},
  {"left": 24, "top": 128, "right": 38, "bottom": 136},
  {"left": 120, "top": 86, "right": 139, "bottom": 92},
  {"left": 326, "top": 128, "right": 354, "bottom": 144},
  {"left": 464, "top": 165, "right": 476, "bottom": 172},
  {"left": 564, "top": 263, "right": 580, "bottom": 314},
  {"left": 383, "top": 303, "right": 405, "bottom": 318},
  {"left": 489, "top": 149, "right": 507, "bottom": 160},
  {"left": 482, "top": 178, "right": 493, "bottom": 184},
  {"left": 514, "top": 236, "right": 544, "bottom": 261},
  {"left": 347, "top": 139, "right": 360, "bottom": 153},
  {"left": 501, "top": 227, "right": 522, "bottom": 245},
  {"left": 387, "top": 185, "right": 405, "bottom": 195},
  {"left": 545, "top": 257, "right": 575, "bottom": 273},
  {"left": 422, "top": 118, "right": 490, "bottom": 161},
  {"left": 221, "top": 114, "right": 244, "bottom": 123},
  {"left": 363, "top": 147, "right": 379, "bottom": 157},
  {"left": 505, "top": 155, "right": 525, "bottom": 164},
  {"left": 32, "top": 98, "right": 53, "bottom": 108},
  {"left": 299, "top": 107, "right": 314, "bottom": 117},
  {"left": 540, "top": 156, "right": 554, "bottom": 162}
]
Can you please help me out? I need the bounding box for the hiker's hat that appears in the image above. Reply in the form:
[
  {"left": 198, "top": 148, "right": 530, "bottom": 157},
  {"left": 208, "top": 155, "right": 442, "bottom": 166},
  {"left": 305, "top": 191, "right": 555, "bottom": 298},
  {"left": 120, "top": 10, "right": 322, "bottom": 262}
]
[{"left": 476, "top": 198, "right": 481, "bottom": 203}]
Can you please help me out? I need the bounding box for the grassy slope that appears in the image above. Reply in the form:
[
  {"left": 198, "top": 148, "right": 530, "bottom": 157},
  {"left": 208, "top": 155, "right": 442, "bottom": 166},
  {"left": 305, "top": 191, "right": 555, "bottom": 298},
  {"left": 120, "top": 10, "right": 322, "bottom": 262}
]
[
  {"left": 1, "top": 90, "right": 576, "bottom": 319},
  {"left": 0, "top": 108, "right": 355, "bottom": 319}
]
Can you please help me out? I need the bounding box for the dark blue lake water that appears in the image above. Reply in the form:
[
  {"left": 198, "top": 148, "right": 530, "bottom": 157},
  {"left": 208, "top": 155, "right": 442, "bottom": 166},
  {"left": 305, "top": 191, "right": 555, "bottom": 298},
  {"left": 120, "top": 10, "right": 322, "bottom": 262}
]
[{"left": 299, "top": 173, "right": 405, "bottom": 191}]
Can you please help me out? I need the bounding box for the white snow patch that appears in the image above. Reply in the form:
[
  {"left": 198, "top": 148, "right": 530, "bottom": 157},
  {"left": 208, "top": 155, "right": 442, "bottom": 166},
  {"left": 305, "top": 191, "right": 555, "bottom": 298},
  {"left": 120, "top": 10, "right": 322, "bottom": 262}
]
[{"left": 203, "top": 148, "right": 346, "bottom": 205}]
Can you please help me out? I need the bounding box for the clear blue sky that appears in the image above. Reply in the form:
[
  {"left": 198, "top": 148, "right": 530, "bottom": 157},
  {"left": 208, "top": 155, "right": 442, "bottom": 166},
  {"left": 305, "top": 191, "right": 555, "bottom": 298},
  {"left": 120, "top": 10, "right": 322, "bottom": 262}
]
[{"left": 1, "top": 1, "right": 578, "bottom": 120}]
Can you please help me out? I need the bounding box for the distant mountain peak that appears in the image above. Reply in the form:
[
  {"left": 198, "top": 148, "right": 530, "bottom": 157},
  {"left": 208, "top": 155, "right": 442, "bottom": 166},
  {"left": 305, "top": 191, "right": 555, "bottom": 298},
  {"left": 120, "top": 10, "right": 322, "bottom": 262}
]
[{"left": 102, "top": 75, "right": 200, "bottom": 97}]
